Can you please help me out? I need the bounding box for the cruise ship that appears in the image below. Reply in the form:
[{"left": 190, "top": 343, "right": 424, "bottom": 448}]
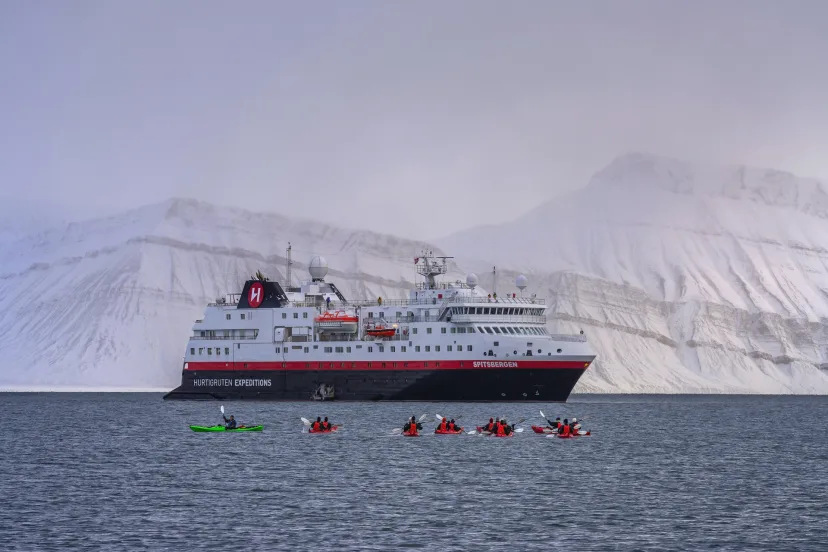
[{"left": 163, "top": 249, "right": 596, "bottom": 401}]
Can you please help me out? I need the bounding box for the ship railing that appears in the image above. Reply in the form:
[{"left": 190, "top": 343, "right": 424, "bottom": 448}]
[
  {"left": 548, "top": 334, "right": 588, "bottom": 343},
  {"left": 290, "top": 296, "right": 546, "bottom": 309},
  {"left": 190, "top": 335, "right": 257, "bottom": 341},
  {"left": 449, "top": 314, "right": 547, "bottom": 325}
]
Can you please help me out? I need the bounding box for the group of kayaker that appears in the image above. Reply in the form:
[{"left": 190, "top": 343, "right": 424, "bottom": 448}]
[
  {"left": 543, "top": 415, "right": 582, "bottom": 436},
  {"left": 218, "top": 409, "right": 587, "bottom": 437},
  {"left": 480, "top": 417, "right": 517, "bottom": 436}
]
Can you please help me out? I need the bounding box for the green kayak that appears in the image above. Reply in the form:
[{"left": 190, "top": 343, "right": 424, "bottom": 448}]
[{"left": 189, "top": 425, "right": 263, "bottom": 432}]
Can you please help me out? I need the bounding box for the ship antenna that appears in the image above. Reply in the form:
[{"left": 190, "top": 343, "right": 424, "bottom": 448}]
[
  {"left": 286, "top": 242, "right": 292, "bottom": 288},
  {"left": 493, "top": 265, "right": 497, "bottom": 296}
]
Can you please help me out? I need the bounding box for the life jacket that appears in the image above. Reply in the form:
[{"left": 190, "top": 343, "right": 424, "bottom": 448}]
[
  {"left": 448, "top": 422, "right": 456, "bottom": 431},
  {"left": 486, "top": 422, "right": 494, "bottom": 432},
  {"left": 561, "top": 424, "right": 570, "bottom": 436},
  {"left": 496, "top": 423, "right": 505, "bottom": 436},
  {"left": 439, "top": 421, "right": 447, "bottom": 431},
  {"left": 321, "top": 421, "right": 330, "bottom": 430},
  {"left": 312, "top": 421, "right": 321, "bottom": 431}
]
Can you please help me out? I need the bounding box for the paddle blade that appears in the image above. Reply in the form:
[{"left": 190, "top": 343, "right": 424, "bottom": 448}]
[
  {"left": 466, "top": 430, "right": 477, "bottom": 435},
  {"left": 515, "top": 428, "right": 524, "bottom": 433},
  {"left": 391, "top": 428, "right": 402, "bottom": 434},
  {"left": 221, "top": 405, "right": 225, "bottom": 415},
  {"left": 539, "top": 410, "right": 545, "bottom": 419},
  {"left": 435, "top": 414, "right": 443, "bottom": 421},
  {"left": 418, "top": 413, "right": 428, "bottom": 422},
  {"left": 300, "top": 417, "right": 311, "bottom": 426}
]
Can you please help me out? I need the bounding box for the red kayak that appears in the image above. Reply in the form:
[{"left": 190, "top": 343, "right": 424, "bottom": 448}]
[
  {"left": 435, "top": 428, "right": 464, "bottom": 435},
  {"left": 403, "top": 432, "right": 419, "bottom": 437},
  {"left": 474, "top": 426, "right": 513, "bottom": 437},
  {"left": 531, "top": 425, "right": 556, "bottom": 434},
  {"left": 308, "top": 425, "right": 341, "bottom": 434},
  {"left": 551, "top": 431, "right": 591, "bottom": 438}
]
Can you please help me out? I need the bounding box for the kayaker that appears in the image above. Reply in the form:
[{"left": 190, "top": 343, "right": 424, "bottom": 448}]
[
  {"left": 312, "top": 417, "right": 322, "bottom": 431},
  {"left": 321, "top": 417, "right": 331, "bottom": 430},
  {"left": 546, "top": 416, "right": 561, "bottom": 430},
  {"left": 223, "top": 415, "right": 237, "bottom": 429},
  {"left": 484, "top": 418, "right": 495, "bottom": 432},
  {"left": 438, "top": 417, "right": 448, "bottom": 432},
  {"left": 558, "top": 419, "right": 571, "bottom": 436},
  {"left": 448, "top": 419, "right": 458, "bottom": 431},
  {"left": 495, "top": 419, "right": 506, "bottom": 436},
  {"left": 571, "top": 417, "right": 581, "bottom": 434},
  {"left": 404, "top": 416, "right": 422, "bottom": 435}
]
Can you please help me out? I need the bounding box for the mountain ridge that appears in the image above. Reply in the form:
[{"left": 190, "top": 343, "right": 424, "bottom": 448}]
[{"left": 2, "top": 153, "right": 828, "bottom": 393}]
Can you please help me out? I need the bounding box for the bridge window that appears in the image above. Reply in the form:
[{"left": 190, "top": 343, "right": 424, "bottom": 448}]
[
  {"left": 468, "top": 345, "right": 473, "bottom": 351},
  {"left": 457, "top": 345, "right": 463, "bottom": 351},
  {"left": 451, "top": 328, "right": 456, "bottom": 334},
  {"left": 241, "top": 314, "right": 246, "bottom": 320},
  {"left": 435, "top": 345, "right": 440, "bottom": 352},
  {"left": 379, "top": 346, "right": 384, "bottom": 353},
  {"left": 401, "top": 346, "right": 407, "bottom": 352},
  {"left": 413, "top": 328, "right": 418, "bottom": 334},
  {"left": 207, "top": 348, "right": 212, "bottom": 355},
  {"left": 391, "top": 346, "right": 396, "bottom": 352},
  {"left": 335, "top": 347, "right": 344, "bottom": 353},
  {"left": 226, "top": 314, "right": 231, "bottom": 320},
  {"left": 368, "top": 347, "right": 373, "bottom": 353},
  {"left": 346, "top": 346, "right": 352, "bottom": 353},
  {"left": 415, "top": 346, "right": 421, "bottom": 352},
  {"left": 275, "top": 347, "right": 280, "bottom": 353},
  {"left": 447, "top": 345, "right": 452, "bottom": 351}
]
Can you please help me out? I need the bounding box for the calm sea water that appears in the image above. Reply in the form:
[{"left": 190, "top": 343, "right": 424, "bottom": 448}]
[{"left": 0, "top": 393, "right": 826, "bottom": 551}]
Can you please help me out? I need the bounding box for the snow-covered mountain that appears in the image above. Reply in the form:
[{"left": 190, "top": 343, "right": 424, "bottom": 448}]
[
  {"left": 439, "top": 152, "right": 828, "bottom": 393},
  {"left": 0, "top": 198, "right": 459, "bottom": 389},
  {"left": 3, "top": 152, "right": 828, "bottom": 394}
]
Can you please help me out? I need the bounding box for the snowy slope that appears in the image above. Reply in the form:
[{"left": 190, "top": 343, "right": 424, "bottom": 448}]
[
  {"left": 3, "top": 156, "right": 828, "bottom": 394},
  {"left": 440, "top": 153, "right": 828, "bottom": 393},
  {"left": 0, "top": 198, "right": 465, "bottom": 389}
]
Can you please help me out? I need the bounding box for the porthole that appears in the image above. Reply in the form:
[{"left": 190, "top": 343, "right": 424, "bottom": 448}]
[{"left": 557, "top": 349, "right": 562, "bottom": 353}]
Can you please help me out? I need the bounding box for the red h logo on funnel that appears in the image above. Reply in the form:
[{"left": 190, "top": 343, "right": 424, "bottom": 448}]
[{"left": 248, "top": 281, "right": 264, "bottom": 308}]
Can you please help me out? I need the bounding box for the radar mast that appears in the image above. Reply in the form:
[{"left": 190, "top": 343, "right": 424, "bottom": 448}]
[{"left": 415, "top": 249, "right": 452, "bottom": 289}]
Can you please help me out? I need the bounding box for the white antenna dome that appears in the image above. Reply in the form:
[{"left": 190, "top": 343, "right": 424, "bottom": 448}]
[
  {"left": 466, "top": 273, "right": 478, "bottom": 288},
  {"left": 516, "top": 274, "right": 528, "bottom": 291},
  {"left": 309, "top": 255, "right": 329, "bottom": 280}
]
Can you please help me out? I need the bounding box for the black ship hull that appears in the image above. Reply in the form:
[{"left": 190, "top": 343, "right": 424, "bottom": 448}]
[{"left": 163, "top": 367, "right": 587, "bottom": 402}]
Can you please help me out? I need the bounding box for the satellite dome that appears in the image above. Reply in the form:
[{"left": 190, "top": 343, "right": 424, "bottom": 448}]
[
  {"left": 309, "top": 255, "right": 329, "bottom": 280},
  {"left": 466, "top": 273, "right": 478, "bottom": 288},
  {"left": 516, "top": 274, "right": 528, "bottom": 291}
]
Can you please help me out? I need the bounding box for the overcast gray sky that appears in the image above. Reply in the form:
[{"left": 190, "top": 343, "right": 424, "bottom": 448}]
[{"left": 2, "top": 1, "right": 827, "bottom": 239}]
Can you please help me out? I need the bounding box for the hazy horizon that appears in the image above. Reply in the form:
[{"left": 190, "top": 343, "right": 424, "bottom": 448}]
[{"left": 3, "top": 1, "right": 828, "bottom": 239}]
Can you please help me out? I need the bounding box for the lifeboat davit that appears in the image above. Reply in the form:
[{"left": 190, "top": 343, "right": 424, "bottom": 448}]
[
  {"left": 315, "top": 310, "right": 359, "bottom": 333},
  {"left": 365, "top": 326, "right": 396, "bottom": 338}
]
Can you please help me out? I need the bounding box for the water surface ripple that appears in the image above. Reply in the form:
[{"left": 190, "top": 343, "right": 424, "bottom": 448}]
[{"left": 1, "top": 393, "right": 826, "bottom": 551}]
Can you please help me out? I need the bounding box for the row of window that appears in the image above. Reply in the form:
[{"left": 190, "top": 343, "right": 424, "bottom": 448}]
[
  {"left": 225, "top": 313, "right": 247, "bottom": 320},
  {"left": 450, "top": 306, "right": 543, "bottom": 317},
  {"left": 194, "top": 347, "right": 231, "bottom": 356},
  {"left": 191, "top": 343, "right": 477, "bottom": 357},
  {"left": 478, "top": 326, "right": 548, "bottom": 336},
  {"left": 317, "top": 344, "right": 472, "bottom": 354}
]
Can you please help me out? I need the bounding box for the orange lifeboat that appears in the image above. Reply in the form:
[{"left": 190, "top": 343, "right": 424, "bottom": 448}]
[
  {"left": 314, "top": 310, "right": 358, "bottom": 333},
  {"left": 365, "top": 325, "right": 396, "bottom": 338}
]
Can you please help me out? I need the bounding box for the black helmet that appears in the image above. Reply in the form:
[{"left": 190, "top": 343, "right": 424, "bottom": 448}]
[
  {"left": 489, "top": 417, "right": 494, "bottom": 422},
  {"left": 324, "top": 417, "right": 328, "bottom": 422},
  {"left": 316, "top": 417, "right": 321, "bottom": 422}
]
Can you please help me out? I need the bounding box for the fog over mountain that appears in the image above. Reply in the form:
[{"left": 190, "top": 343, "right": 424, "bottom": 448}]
[{"left": 2, "top": 153, "right": 827, "bottom": 393}]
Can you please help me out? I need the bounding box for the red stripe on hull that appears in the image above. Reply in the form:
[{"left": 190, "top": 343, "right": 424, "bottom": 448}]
[{"left": 186, "top": 360, "right": 590, "bottom": 371}]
